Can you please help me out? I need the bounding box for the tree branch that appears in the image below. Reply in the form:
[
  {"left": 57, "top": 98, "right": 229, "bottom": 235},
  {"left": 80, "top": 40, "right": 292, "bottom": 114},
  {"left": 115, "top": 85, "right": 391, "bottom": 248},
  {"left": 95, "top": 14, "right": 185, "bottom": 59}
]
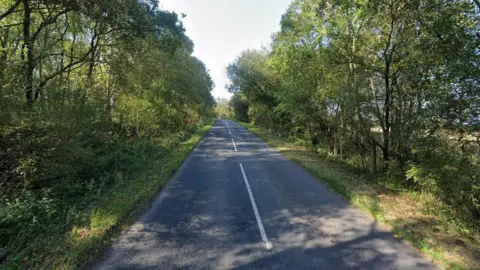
[
  {"left": 0, "top": 0, "right": 22, "bottom": 21},
  {"left": 0, "top": 21, "right": 23, "bottom": 28},
  {"left": 31, "top": 8, "right": 70, "bottom": 41},
  {"left": 36, "top": 46, "right": 94, "bottom": 97}
]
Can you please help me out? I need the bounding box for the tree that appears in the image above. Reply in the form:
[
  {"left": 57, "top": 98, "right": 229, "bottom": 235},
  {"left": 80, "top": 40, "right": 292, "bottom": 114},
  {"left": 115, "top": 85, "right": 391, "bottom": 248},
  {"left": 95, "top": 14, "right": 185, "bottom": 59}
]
[
  {"left": 229, "top": 93, "right": 249, "bottom": 122},
  {"left": 214, "top": 97, "right": 231, "bottom": 118},
  {"left": 227, "top": 0, "right": 480, "bottom": 228},
  {"left": 0, "top": 0, "right": 214, "bottom": 266}
]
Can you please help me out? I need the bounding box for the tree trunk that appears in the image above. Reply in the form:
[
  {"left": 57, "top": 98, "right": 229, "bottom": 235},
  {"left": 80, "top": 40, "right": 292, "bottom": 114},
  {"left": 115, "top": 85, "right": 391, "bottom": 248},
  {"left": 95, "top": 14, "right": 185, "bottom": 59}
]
[
  {"left": 66, "top": 34, "right": 76, "bottom": 92},
  {"left": 36, "top": 29, "right": 48, "bottom": 103},
  {"left": 23, "top": 0, "right": 34, "bottom": 104},
  {"left": 383, "top": 63, "right": 391, "bottom": 162},
  {"left": 0, "top": 29, "right": 8, "bottom": 95},
  {"left": 333, "top": 134, "right": 338, "bottom": 156},
  {"left": 371, "top": 143, "right": 377, "bottom": 174},
  {"left": 87, "top": 23, "right": 99, "bottom": 80}
]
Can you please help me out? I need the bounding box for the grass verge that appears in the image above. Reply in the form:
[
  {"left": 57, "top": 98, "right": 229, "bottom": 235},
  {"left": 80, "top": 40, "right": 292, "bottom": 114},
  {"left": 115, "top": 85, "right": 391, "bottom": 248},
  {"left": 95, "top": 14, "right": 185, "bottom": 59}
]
[
  {"left": 4, "top": 122, "right": 212, "bottom": 270},
  {"left": 239, "top": 122, "right": 479, "bottom": 270}
]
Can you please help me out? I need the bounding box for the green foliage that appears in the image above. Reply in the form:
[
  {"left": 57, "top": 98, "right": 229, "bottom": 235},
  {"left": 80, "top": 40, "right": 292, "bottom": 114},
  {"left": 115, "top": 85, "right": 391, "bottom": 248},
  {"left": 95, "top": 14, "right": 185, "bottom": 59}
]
[
  {"left": 214, "top": 98, "right": 232, "bottom": 118},
  {"left": 227, "top": 0, "right": 480, "bottom": 241},
  {"left": 406, "top": 134, "right": 480, "bottom": 230},
  {"left": 241, "top": 122, "right": 479, "bottom": 269},
  {"left": 5, "top": 123, "right": 211, "bottom": 269},
  {"left": 0, "top": 0, "right": 214, "bottom": 268},
  {"left": 229, "top": 93, "right": 249, "bottom": 122}
]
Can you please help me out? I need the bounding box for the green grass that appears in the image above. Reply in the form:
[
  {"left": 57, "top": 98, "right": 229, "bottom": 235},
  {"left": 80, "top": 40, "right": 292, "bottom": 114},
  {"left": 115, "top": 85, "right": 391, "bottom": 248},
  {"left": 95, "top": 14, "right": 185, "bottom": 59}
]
[
  {"left": 239, "top": 122, "right": 479, "bottom": 270},
  {"left": 4, "top": 122, "right": 212, "bottom": 270}
]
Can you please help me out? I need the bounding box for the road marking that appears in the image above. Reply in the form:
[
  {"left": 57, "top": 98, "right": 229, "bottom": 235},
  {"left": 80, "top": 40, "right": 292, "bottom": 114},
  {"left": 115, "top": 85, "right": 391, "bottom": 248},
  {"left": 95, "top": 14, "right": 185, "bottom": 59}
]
[
  {"left": 224, "top": 120, "right": 233, "bottom": 139},
  {"left": 239, "top": 163, "right": 273, "bottom": 250},
  {"left": 231, "top": 138, "right": 237, "bottom": 152}
]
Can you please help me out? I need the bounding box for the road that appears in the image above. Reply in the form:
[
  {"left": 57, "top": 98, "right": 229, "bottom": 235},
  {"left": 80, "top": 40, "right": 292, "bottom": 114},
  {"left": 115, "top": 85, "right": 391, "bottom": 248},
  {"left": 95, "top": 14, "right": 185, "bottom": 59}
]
[{"left": 92, "top": 119, "right": 436, "bottom": 270}]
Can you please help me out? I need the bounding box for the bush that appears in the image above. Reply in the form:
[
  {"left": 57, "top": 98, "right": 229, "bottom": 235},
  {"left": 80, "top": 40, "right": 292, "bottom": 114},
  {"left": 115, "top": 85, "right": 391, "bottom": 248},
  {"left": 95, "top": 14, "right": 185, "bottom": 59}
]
[
  {"left": 406, "top": 136, "right": 480, "bottom": 231},
  {"left": 0, "top": 108, "right": 189, "bottom": 267}
]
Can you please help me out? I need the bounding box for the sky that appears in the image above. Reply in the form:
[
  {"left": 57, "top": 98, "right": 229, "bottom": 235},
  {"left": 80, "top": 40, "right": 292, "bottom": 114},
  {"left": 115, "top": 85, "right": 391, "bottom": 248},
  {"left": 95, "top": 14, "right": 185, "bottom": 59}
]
[{"left": 160, "top": 0, "right": 292, "bottom": 99}]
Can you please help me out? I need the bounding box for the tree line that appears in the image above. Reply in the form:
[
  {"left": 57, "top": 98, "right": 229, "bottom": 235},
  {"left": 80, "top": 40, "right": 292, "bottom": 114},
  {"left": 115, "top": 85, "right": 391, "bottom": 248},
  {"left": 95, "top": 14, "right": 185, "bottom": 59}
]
[
  {"left": 0, "top": 0, "right": 213, "bottom": 266},
  {"left": 227, "top": 0, "right": 479, "bottom": 230}
]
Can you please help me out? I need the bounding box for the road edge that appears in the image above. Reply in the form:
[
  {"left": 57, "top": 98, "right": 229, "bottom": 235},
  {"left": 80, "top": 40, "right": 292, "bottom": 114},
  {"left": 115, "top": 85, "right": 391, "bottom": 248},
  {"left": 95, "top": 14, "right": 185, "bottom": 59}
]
[
  {"left": 78, "top": 121, "right": 214, "bottom": 270},
  {"left": 234, "top": 121, "right": 461, "bottom": 269}
]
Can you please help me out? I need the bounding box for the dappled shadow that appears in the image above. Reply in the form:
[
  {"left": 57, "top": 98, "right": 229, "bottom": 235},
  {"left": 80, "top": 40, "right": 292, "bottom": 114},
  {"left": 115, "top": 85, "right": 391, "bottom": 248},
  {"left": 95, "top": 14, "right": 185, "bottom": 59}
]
[
  {"left": 93, "top": 201, "right": 434, "bottom": 269},
  {"left": 92, "top": 120, "right": 436, "bottom": 269},
  {"left": 192, "top": 124, "right": 287, "bottom": 164},
  {"left": 390, "top": 216, "right": 480, "bottom": 269}
]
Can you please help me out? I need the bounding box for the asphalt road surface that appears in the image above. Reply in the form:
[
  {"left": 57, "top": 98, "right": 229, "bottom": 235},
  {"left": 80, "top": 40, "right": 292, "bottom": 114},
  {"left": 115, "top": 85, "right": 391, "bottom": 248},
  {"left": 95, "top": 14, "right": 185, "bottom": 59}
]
[{"left": 92, "top": 119, "right": 436, "bottom": 270}]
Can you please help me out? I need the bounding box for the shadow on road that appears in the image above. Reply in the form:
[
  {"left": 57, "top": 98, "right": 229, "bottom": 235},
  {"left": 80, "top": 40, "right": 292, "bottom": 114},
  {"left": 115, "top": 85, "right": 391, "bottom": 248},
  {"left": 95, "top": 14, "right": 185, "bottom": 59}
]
[{"left": 92, "top": 121, "right": 435, "bottom": 270}]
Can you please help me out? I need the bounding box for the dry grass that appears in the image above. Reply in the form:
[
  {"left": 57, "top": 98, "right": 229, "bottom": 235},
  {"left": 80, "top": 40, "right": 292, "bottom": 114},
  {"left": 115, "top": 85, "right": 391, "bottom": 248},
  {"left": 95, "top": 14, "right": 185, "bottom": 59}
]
[{"left": 240, "top": 123, "right": 480, "bottom": 270}]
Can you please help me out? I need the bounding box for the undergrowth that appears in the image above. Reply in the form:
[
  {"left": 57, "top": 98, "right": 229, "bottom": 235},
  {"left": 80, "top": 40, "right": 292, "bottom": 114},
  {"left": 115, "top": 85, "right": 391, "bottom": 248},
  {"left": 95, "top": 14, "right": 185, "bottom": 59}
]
[
  {"left": 239, "top": 122, "right": 480, "bottom": 270},
  {"left": 0, "top": 120, "right": 212, "bottom": 269}
]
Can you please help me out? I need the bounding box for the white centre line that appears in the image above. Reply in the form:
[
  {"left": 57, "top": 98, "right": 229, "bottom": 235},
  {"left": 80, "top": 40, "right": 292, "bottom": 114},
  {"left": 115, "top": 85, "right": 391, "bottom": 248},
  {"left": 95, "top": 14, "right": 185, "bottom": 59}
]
[
  {"left": 231, "top": 138, "right": 237, "bottom": 152},
  {"left": 224, "top": 120, "right": 236, "bottom": 151},
  {"left": 239, "top": 163, "right": 273, "bottom": 250}
]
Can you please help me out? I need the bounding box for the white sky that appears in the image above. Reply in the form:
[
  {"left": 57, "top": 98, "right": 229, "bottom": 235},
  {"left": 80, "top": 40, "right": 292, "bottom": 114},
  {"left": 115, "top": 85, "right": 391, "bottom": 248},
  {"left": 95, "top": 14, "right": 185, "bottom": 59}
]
[{"left": 160, "top": 0, "right": 292, "bottom": 99}]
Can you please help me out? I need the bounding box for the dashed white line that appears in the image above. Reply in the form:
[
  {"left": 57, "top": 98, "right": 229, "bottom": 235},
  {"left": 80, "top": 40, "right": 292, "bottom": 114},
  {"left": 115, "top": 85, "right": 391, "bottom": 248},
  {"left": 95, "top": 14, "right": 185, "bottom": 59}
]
[
  {"left": 231, "top": 138, "right": 237, "bottom": 152},
  {"left": 239, "top": 163, "right": 273, "bottom": 250},
  {"left": 224, "top": 120, "right": 236, "bottom": 151}
]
